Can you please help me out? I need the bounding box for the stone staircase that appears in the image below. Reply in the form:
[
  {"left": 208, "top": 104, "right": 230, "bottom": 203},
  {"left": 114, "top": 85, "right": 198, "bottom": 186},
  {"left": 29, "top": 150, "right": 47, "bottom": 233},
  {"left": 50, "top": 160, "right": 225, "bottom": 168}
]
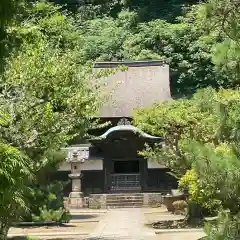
[{"left": 106, "top": 193, "right": 144, "bottom": 208}]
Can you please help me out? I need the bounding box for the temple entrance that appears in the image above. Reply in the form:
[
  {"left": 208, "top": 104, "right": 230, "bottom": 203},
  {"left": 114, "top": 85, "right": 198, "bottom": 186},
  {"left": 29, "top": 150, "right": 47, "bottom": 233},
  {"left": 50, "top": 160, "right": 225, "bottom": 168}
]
[
  {"left": 89, "top": 124, "right": 163, "bottom": 193},
  {"left": 111, "top": 160, "right": 141, "bottom": 192},
  {"left": 114, "top": 160, "right": 139, "bottom": 174}
]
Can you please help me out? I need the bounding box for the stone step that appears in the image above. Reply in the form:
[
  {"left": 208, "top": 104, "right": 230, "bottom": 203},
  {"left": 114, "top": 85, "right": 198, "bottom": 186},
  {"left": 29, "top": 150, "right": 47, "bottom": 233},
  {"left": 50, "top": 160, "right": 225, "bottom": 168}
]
[
  {"left": 107, "top": 194, "right": 143, "bottom": 196},
  {"left": 106, "top": 202, "right": 143, "bottom": 206},
  {"left": 106, "top": 194, "right": 144, "bottom": 198},
  {"left": 88, "top": 193, "right": 163, "bottom": 209},
  {"left": 106, "top": 197, "right": 144, "bottom": 201},
  {"left": 106, "top": 199, "right": 143, "bottom": 202},
  {"left": 106, "top": 193, "right": 143, "bottom": 196},
  {"left": 106, "top": 204, "right": 143, "bottom": 208},
  {"left": 106, "top": 193, "right": 144, "bottom": 208},
  {"left": 107, "top": 198, "right": 143, "bottom": 201},
  {"left": 106, "top": 201, "right": 143, "bottom": 204},
  {"left": 107, "top": 202, "right": 144, "bottom": 205},
  {"left": 107, "top": 201, "right": 143, "bottom": 204},
  {"left": 107, "top": 205, "right": 144, "bottom": 208}
]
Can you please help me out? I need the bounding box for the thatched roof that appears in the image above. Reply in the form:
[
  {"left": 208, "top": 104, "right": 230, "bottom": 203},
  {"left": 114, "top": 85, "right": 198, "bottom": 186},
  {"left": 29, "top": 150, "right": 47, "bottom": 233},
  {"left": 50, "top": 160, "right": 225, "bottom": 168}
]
[{"left": 94, "top": 60, "right": 171, "bottom": 117}]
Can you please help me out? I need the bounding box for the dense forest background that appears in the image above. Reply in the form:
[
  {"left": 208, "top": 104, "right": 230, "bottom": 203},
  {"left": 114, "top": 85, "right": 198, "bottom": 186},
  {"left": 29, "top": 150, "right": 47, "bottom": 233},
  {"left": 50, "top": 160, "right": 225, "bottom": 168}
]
[
  {"left": 1, "top": 0, "right": 239, "bottom": 96},
  {"left": 48, "top": 0, "right": 238, "bottom": 96},
  {"left": 52, "top": 0, "right": 200, "bottom": 22}
]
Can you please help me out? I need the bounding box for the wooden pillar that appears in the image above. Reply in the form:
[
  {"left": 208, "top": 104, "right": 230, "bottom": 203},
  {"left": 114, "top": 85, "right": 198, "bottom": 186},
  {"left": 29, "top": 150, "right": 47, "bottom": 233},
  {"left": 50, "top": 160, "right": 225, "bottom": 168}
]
[
  {"left": 103, "top": 158, "right": 112, "bottom": 193},
  {"left": 143, "top": 159, "right": 148, "bottom": 192},
  {"left": 139, "top": 158, "right": 148, "bottom": 192},
  {"left": 103, "top": 158, "right": 108, "bottom": 193},
  {"left": 139, "top": 158, "right": 145, "bottom": 192}
]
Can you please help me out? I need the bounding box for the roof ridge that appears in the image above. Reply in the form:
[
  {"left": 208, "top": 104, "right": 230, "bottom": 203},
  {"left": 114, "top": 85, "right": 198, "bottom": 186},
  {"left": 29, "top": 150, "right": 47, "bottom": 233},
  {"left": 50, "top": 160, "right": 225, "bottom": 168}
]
[{"left": 93, "top": 60, "right": 165, "bottom": 68}]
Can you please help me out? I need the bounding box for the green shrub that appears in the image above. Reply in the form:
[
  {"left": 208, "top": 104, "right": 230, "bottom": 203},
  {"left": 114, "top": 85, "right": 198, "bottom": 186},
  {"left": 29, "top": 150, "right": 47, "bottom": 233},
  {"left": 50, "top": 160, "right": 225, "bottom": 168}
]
[
  {"left": 204, "top": 211, "right": 240, "bottom": 239},
  {"left": 24, "top": 181, "right": 70, "bottom": 223},
  {"left": 178, "top": 169, "right": 222, "bottom": 212},
  {"left": 32, "top": 205, "right": 70, "bottom": 223}
]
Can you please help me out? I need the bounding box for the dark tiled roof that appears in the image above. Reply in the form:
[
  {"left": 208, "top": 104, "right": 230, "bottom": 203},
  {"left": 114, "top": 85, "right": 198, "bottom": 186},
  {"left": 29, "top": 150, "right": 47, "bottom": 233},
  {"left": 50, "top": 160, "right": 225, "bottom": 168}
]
[
  {"left": 93, "top": 60, "right": 165, "bottom": 68},
  {"left": 94, "top": 60, "right": 171, "bottom": 117}
]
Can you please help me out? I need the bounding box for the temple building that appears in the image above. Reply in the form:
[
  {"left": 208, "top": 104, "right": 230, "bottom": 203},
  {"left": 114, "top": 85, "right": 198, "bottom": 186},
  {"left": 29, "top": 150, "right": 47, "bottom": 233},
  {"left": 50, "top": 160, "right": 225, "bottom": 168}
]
[{"left": 59, "top": 60, "right": 178, "bottom": 208}]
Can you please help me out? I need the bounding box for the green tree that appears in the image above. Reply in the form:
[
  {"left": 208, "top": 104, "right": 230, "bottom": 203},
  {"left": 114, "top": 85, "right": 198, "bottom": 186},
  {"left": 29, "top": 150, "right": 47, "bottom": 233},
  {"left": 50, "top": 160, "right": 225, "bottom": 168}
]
[
  {"left": 133, "top": 87, "right": 223, "bottom": 176},
  {"left": 75, "top": 6, "right": 230, "bottom": 95},
  {"left": 133, "top": 87, "right": 240, "bottom": 173},
  {"left": 200, "top": 0, "right": 240, "bottom": 85},
  {"left": 0, "top": 1, "right": 102, "bottom": 238},
  {"left": 48, "top": 0, "right": 238, "bottom": 94},
  {"left": 133, "top": 88, "right": 240, "bottom": 219},
  {"left": 0, "top": 143, "right": 32, "bottom": 240},
  {"left": 0, "top": 0, "right": 26, "bottom": 71},
  {"left": 184, "top": 141, "right": 240, "bottom": 215},
  {"left": 53, "top": 0, "right": 200, "bottom": 22},
  {"left": 0, "top": 3, "right": 100, "bottom": 164}
]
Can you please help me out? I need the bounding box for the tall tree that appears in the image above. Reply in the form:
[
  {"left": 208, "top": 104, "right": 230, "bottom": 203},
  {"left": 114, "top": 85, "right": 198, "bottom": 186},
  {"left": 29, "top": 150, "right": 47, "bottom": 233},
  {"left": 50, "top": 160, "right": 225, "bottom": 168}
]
[
  {"left": 0, "top": 1, "right": 102, "bottom": 238},
  {"left": 0, "top": 0, "right": 25, "bottom": 71},
  {"left": 0, "top": 143, "right": 32, "bottom": 240},
  {"left": 201, "top": 0, "right": 240, "bottom": 85}
]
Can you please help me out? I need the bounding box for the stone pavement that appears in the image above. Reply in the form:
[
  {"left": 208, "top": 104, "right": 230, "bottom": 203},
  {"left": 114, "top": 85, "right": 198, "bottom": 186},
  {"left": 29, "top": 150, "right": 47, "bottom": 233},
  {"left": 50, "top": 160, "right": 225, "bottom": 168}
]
[{"left": 86, "top": 208, "right": 157, "bottom": 240}]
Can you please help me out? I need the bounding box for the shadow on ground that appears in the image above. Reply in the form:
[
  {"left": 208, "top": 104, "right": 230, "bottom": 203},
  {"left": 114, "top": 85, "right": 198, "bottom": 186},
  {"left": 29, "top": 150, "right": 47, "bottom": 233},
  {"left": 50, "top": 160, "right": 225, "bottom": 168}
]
[{"left": 71, "top": 214, "right": 99, "bottom": 221}]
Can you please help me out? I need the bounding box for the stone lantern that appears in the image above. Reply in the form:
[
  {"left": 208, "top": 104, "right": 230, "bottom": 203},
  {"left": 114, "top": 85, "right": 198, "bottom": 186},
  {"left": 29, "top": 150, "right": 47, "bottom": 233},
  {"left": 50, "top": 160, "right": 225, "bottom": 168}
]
[{"left": 67, "top": 148, "right": 89, "bottom": 208}]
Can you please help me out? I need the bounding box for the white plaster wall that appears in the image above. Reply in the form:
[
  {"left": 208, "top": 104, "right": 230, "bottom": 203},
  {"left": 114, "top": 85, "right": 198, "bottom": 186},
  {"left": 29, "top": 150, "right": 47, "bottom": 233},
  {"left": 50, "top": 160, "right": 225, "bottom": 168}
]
[
  {"left": 147, "top": 160, "right": 166, "bottom": 169},
  {"left": 58, "top": 160, "right": 103, "bottom": 171}
]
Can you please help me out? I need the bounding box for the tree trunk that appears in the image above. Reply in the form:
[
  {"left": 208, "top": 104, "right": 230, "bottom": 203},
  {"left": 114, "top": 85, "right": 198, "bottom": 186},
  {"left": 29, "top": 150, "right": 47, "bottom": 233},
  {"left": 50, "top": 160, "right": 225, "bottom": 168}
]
[
  {"left": 0, "top": 220, "right": 10, "bottom": 240},
  {"left": 185, "top": 201, "right": 204, "bottom": 225}
]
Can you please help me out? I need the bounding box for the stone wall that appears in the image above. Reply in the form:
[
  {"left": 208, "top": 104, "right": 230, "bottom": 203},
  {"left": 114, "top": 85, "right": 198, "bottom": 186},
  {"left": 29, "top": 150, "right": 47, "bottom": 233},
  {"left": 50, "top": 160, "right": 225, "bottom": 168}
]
[
  {"left": 89, "top": 194, "right": 107, "bottom": 209},
  {"left": 143, "top": 193, "right": 163, "bottom": 207}
]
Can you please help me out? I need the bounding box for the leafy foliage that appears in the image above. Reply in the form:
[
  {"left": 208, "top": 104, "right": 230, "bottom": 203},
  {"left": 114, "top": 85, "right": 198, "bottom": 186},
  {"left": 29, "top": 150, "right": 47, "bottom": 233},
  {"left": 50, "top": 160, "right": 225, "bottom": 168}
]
[
  {"left": 178, "top": 165, "right": 221, "bottom": 211},
  {"left": 25, "top": 181, "right": 70, "bottom": 223},
  {"left": 0, "top": 1, "right": 102, "bottom": 238},
  {"left": 32, "top": 206, "right": 70, "bottom": 223},
  {"left": 133, "top": 88, "right": 220, "bottom": 175},
  {"left": 0, "top": 0, "right": 101, "bottom": 165},
  {"left": 0, "top": 143, "right": 32, "bottom": 239},
  {"left": 29, "top": 182, "right": 70, "bottom": 223},
  {"left": 200, "top": 0, "right": 240, "bottom": 85},
  {"left": 0, "top": 0, "right": 26, "bottom": 71},
  {"left": 76, "top": 9, "right": 228, "bottom": 94},
  {"left": 53, "top": 0, "right": 200, "bottom": 22},
  {"left": 186, "top": 142, "right": 240, "bottom": 215},
  {"left": 204, "top": 211, "right": 240, "bottom": 240},
  {"left": 134, "top": 88, "right": 240, "bottom": 217}
]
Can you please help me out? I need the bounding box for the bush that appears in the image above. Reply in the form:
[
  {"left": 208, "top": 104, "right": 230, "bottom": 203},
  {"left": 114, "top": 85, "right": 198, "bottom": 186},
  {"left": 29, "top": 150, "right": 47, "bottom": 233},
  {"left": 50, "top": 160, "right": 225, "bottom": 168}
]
[
  {"left": 172, "top": 200, "right": 187, "bottom": 215},
  {"left": 178, "top": 169, "right": 222, "bottom": 212},
  {"left": 32, "top": 205, "right": 70, "bottom": 223},
  {"left": 204, "top": 211, "right": 240, "bottom": 239},
  {"left": 24, "top": 181, "right": 70, "bottom": 223}
]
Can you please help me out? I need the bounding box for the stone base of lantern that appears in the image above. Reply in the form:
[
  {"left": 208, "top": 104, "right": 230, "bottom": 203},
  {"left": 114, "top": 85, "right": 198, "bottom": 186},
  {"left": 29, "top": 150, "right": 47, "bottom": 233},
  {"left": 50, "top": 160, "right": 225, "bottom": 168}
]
[{"left": 68, "top": 192, "right": 84, "bottom": 208}]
